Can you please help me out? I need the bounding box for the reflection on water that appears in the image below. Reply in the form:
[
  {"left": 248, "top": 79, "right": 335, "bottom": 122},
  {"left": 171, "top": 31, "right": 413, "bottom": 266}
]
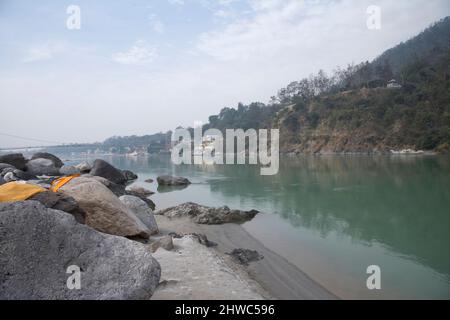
[{"left": 66, "top": 154, "right": 450, "bottom": 299}]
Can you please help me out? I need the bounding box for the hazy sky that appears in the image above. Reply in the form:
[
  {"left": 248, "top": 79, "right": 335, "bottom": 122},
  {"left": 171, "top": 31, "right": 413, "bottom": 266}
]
[{"left": 1, "top": 0, "right": 449, "bottom": 147}]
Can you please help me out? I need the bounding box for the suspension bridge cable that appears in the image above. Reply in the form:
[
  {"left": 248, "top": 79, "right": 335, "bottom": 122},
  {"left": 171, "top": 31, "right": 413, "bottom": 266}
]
[{"left": 0, "top": 132, "right": 65, "bottom": 145}]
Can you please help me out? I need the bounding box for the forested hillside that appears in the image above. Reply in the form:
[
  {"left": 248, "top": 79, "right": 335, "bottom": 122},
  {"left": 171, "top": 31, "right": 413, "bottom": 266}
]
[{"left": 203, "top": 17, "right": 450, "bottom": 154}]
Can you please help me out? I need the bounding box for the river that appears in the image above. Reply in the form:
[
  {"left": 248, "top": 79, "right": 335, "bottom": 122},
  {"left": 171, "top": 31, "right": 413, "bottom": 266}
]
[{"left": 65, "top": 153, "right": 450, "bottom": 299}]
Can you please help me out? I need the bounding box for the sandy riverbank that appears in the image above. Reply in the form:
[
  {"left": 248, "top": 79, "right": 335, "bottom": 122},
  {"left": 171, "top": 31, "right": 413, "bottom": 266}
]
[{"left": 152, "top": 215, "right": 337, "bottom": 300}]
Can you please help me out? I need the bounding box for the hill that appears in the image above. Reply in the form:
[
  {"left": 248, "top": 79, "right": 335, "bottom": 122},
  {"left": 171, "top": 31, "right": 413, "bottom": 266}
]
[{"left": 203, "top": 17, "right": 450, "bottom": 154}]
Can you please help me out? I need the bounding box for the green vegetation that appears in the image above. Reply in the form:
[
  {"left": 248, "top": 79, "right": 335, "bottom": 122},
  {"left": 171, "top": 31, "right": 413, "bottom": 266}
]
[{"left": 203, "top": 17, "right": 450, "bottom": 153}]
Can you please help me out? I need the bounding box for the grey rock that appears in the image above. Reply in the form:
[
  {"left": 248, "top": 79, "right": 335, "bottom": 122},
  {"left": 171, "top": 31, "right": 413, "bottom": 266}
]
[
  {"left": 127, "top": 186, "right": 154, "bottom": 197},
  {"left": 59, "top": 165, "right": 81, "bottom": 176},
  {"left": 84, "top": 174, "right": 156, "bottom": 211},
  {"left": 31, "top": 152, "right": 64, "bottom": 168},
  {"left": 157, "top": 175, "right": 191, "bottom": 186},
  {"left": 3, "top": 172, "right": 16, "bottom": 182},
  {"left": 125, "top": 190, "right": 156, "bottom": 211},
  {"left": 122, "top": 170, "right": 138, "bottom": 182},
  {"left": 119, "top": 195, "right": 158, "bottom": 235},
  {"left": 26, "top": 158, "right": 60, "bottom": 176},
  {"left": 0, "top": 201, "right": 161, "bottom": 300},
  {"left": 144, "top": 178, "right": 154, "bottom": 183},
  {"left": 0, "top": 163, "right": 15, "bottom": 172},
  {"left": 75, "top": 162, "right": 91, "bottom": 173},
  {"left": 0, "top": 167, "right": 15, "bottom": 178},
  {"left": 0, "top": 154, "right": 27, "bottom": 170},
  {"left": 13, "top": 169, "right": 36, "bottom": 181},
  {"left": 28, "top": 191, "right": 86, "bottom": 224},
  {"left": 169, "top": 232, "right": 217, "bottom": 248},
  {"left": 148, "top": 235, "right": 173, "bottom": 252},
  {"left": 59, "top": 176, "right": 151, "bottom": 238},
  {"left": 0, "top": 175, "right": 5, "bottom": 185},
  {"left": 157, "top": 202, "right": 259, "bottom": 225},
  {"left": 157, "top": 184, "right": 188, "bottom": 193},
  {"left": 89, "top": 159, "right": 126, "bottom": 185},
  {"left": 227, "top": 249, "right": 264, "bottom": 266}
]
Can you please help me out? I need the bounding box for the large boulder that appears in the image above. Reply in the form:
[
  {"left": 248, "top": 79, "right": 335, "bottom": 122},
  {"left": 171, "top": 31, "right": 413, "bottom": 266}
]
[
  {"left": 26, "top": 158, "right": 60, "bottom": 176},
  {"left": 157, "top": 202, "right": 259, "bottom": 225},
  {"left": 157, "top": 175, "right": 191, "bottom": 186},
  {"left": 84, "top": 174, "right": 156, "bottom": 210},
  {"left": 59, "top": 177, "right": 151, "bottom": 238},
  {"left": 119, "top": 195, "right": 158, "bottom": 235},
  {"left": 31, "top": 152, "right": 64, "bottom": 168},
  {"left": 89, "top": 159, "right": 127, "bottom": 185},
  {"left": 0, "top": 154, "right": 27, "bottom": 170},
  {"left": 28, "top": 191, "right": 86, "bottom": 224},
  {"left": 0, "top": 201, "right": 161, "bottom": 300}
]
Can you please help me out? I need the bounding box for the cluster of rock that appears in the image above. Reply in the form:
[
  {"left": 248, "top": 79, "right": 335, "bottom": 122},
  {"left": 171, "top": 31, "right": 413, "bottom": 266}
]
[
  {"left": 0, "top": 201, "right": 161, "bottom": 299},
  {"left": 156, "top": 202, "right": 259, "bottom": 225},
  {"left": 0, "top": 152, "right": 263, "bottom": 299},
  {"left": 0, "top": 153, "right": 162, "bottom": 299}
]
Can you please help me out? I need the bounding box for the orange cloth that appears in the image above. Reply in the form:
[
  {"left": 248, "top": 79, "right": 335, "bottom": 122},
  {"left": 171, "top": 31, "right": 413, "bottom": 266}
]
[
  {"left": 50, "top": 174, "right": 80, "bottom": 192},
  {"left": 0, "top": 182, "right": 47, "bottom": 203}
]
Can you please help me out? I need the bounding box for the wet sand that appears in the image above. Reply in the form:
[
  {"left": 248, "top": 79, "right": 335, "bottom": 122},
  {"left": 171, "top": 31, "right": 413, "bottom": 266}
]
[{"left": 155, "top": 215, "right": 338, "bottom": 300}]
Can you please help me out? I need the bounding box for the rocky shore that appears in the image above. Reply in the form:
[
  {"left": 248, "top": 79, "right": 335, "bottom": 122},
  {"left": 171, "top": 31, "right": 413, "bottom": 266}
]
[{"left": 0, "top": 152, "right": 278, "bottom": 300}]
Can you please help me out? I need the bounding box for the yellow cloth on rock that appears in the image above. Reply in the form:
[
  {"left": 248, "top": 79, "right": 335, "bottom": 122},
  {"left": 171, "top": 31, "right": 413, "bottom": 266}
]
[
  {"left": 0, "top": 182, "right": 47, "bottom": 203},
  {"left": 50, "top": 174, "right": 80, "bottom": 192}
]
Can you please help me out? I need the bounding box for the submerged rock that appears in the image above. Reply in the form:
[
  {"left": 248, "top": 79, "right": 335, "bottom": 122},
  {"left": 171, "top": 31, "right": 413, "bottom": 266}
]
[
  {"left": 157, "top": 175, "right": 191, "bottom": 186},
  {"left": 157, "top": 202, "right": 259, "bottom": 225},
  {"left": 26, "top": 158, "right": 60, "bottom": 176},
  {"left": 119, "top": 195, "right": 158, "bottom": 235},
  {"left": 227, "top": 249, "right": 264, "bottom": 266},
  {"left": 0, "top": 201, "right": 161, "bottom": 300},
  {"left": 59, "top": 176, "right": 151, "bottom": 238},
  {"left": 89, "top": 159, "right": 128, "bottom": 185},
  {"left": 0, "top": 154, "right": 27, "bottom": 170},
  {"left": 31, "top": 152, "right": 64, "bottom": 168}
]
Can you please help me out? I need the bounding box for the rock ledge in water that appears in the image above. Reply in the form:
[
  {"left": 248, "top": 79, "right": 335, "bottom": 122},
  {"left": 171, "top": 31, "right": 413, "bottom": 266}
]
[{"left": 156, "top": 202, "right": 259, "bottom": 225}]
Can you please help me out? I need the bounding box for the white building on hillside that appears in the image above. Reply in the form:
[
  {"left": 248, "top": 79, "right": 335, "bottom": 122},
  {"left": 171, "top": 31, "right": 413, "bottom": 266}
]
[{"left": 387, "top": 79, "right": 402, "bottom": 89}]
